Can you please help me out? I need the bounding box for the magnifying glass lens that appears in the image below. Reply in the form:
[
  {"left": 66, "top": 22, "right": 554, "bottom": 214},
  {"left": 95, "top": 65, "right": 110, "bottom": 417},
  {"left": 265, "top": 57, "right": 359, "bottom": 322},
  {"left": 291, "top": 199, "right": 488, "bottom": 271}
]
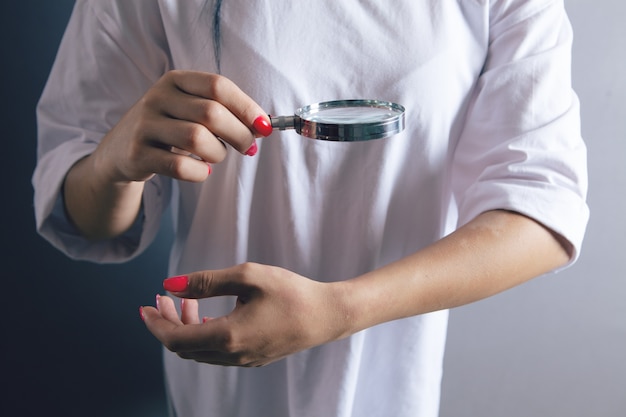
[
  {"left": 303, "top": 106, "right": 397, "bottom": 124},
  {"left": 270, "top": 99, "right": 405, "bottom": 142}
]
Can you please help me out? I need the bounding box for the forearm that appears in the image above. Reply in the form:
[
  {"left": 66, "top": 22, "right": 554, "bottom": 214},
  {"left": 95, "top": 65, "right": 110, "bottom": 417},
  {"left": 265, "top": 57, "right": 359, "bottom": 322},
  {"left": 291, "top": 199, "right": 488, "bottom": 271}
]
[
  {"left": 63, "top": 154, "right": 145, "bottom": 240},
  {"left": 337, "top": 210, "right": 571, "bottom": 336}
]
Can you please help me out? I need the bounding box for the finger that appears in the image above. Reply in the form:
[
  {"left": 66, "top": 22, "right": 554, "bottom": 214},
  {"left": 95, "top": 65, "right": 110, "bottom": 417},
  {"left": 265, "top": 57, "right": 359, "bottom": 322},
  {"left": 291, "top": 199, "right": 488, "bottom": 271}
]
[
  {"left": 156, "top": 295, "right": 183, "bottom": 325},
  {"left": 170, "top": 71, "right": 266, "bottom": 130},
  {"left": 162, "top": 264, "right": 255, "bottom": 299},
  {"left": 166, "top": 71, "right": 273, "bottom": 150},
  {"left": 180, "top": 298, "right": 200, "bottom": 324},
  {"left": 141, "top": 306, "right": 188, "bottom": 350},
  {"left": 162, "top": 93, "right": 258, "bottom": 155},
  {"left": 143, "top": 311, "right": 233, "bottom": 354},
  {"left": 137, "top": 145, "right": 212, "bottom": 182},
  {"left": 147, "top": 117, "right": 229, "bottom": 164}
]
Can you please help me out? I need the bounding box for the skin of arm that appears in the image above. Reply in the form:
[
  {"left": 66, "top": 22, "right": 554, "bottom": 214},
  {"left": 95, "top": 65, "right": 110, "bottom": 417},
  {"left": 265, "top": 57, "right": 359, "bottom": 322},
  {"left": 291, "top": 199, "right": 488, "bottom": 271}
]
[
  {"left": 339, "top": 209, "right": 571, "bottom": 331},
  {"left": 63, "top": 159, "right": 146, "bottom": 240},
  {"left": 141, "top": 209, "right": 570, "bottom": 367}
]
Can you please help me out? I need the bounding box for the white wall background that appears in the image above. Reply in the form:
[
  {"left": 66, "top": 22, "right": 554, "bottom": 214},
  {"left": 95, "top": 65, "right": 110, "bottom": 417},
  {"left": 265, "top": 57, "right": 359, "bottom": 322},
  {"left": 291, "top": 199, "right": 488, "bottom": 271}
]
[{"left": 440, "top": 1, "right": 626, "bottom": 416}]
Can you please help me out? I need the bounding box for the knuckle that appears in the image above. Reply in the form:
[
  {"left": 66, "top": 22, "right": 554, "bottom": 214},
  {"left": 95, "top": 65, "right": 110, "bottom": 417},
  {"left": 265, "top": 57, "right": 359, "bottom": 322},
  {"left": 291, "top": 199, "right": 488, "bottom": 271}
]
[
  {"left": 165, "top": 156, "right": 187, "bottom": 178},
  {"left": 140, "top": 91, "right": 159, "bottom": 110},
  {"left": 220, "top": 329, "right": 242, "bottom": 355},
  {"left": 162, "top": 69, "right": 181, "bottom": 83},
  {"left": 181, "top": 124, "right": 205, "bottom": 149},
  {"left": 192, "top": 271, "right": 215, "bottom": 297},
  {"left": 205, "top": 73, "right": 229, "bottom": 97},
  {"left": 197, "top": 100, "right": 223, "bottom": 126},
  {"left": 237, "top": 262, "right": 257, "bottom": 277},
  {"left": 235, "top": 262, "right": 262, "bottom": 286}
]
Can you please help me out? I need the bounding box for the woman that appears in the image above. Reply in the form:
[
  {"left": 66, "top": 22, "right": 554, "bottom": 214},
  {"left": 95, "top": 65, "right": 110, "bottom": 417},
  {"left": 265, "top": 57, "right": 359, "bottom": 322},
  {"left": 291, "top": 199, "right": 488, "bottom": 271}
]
[{"left": 33, "top": 1, "right": 589, "bottom": 416}]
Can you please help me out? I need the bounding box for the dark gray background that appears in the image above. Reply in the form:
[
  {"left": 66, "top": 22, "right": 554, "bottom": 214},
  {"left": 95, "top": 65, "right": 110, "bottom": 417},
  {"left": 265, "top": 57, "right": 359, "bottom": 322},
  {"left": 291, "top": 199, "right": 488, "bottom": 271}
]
[
  {"left": 2, "top": 2, "right": 170, "bottom": 416},
  {"left": 2, "top": 2, "right": 624, "bottom": 417}
]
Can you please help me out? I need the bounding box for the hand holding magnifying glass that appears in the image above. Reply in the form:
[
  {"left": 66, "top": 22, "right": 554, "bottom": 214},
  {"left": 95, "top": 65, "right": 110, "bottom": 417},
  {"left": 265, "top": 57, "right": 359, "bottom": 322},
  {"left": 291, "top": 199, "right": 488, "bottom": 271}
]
[{"left": 270, "top": 99, "right": 405, "bottom": 142}]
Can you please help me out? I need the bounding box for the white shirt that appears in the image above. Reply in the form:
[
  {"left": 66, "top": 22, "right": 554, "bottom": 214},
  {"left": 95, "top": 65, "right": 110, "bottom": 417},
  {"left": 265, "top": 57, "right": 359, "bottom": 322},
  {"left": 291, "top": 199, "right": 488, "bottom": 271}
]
[{"left": 33, "top": 1, "right": 589, "bottom": 416}]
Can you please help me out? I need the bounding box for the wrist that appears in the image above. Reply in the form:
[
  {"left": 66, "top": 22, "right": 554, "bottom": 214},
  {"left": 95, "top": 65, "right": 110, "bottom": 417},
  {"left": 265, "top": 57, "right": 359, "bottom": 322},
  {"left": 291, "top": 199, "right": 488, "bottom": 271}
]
[
  {"left": 324, "top": 279, "right": 371, "bottom": 341},
  {"left": 64, "top": 153, "right": 145, "bottom": 239},
  {"left": 327, "top": 266, "right": 416, "bottom": 338}
]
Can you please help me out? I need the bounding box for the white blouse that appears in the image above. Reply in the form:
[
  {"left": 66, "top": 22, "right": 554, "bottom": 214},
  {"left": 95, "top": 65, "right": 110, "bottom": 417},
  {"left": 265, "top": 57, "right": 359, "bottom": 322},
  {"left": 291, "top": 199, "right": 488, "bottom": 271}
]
[{"left": 33, "top": 1, "right": 589, "bottom": 416}]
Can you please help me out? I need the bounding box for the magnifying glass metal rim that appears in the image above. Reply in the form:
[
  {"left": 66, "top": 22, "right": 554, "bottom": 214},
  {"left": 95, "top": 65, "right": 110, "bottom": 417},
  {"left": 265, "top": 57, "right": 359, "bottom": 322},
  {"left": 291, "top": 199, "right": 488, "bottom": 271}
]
[{"left": 270, "top": 99, "right": 406, "bottom": 142}]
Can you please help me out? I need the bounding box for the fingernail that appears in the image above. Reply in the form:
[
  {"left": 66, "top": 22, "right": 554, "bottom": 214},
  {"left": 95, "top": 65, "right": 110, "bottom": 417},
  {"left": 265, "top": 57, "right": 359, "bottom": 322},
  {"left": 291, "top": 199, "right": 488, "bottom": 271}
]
[
  {"left": 163, "top": 275, "right": 189, "bottom": 292},
  {"left": 202, "top": 317, "right": 210, "bottom": 323},
  {"left": 207, "top": 163, "right": 212, "bottom": 176},
  {"left": 139, "top": 306, "right": 145, "bottom": 321},
  {"left": 245, "top": 141, "right": 258, "bottom": 157},
  {"left": 180, "top": 298, "right": 185, "bottom": 310},
  {"left": 253, "top": 115, "right": 273, "bottom": 137},
  {"left": 156, "top": 294, "right": 161, "bottom": 310}
]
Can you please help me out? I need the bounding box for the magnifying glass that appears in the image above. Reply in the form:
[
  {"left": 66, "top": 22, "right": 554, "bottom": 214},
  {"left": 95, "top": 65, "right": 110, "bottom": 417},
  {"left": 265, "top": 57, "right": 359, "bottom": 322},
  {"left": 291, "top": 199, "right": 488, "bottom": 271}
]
[{"left": 270, "top": 99, "right": 405, "bottom": 142}]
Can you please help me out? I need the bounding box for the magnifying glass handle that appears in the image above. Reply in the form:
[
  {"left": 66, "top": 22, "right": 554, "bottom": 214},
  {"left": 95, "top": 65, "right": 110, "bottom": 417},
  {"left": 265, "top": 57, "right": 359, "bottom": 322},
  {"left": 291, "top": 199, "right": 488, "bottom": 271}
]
[{"left": 270, "top": 115, "right": 298, "bottom": 131}]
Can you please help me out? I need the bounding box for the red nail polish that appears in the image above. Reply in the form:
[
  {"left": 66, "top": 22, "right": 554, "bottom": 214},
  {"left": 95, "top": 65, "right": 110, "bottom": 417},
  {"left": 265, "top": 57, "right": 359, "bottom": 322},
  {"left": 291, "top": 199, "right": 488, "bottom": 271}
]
[
  {"left": 139, "top": 306, "right": 145, "bottom": 321},
  {"left": 163, "top": 275, "right": 189, "bottom": 292},
  {"left": 253, "top": 115, "right": 273, "bottom": 137},
  {"left": 245, "top": 141, "right": 258, "bottom": 157},
  {"left": 207, "top": 163, "right": 212, "bottom": 176}
]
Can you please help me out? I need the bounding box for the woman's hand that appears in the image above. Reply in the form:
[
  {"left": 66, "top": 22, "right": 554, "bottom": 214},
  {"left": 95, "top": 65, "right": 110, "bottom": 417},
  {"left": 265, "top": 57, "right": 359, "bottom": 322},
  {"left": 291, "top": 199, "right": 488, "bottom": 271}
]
[
  {"left": 63, "top": 71, "right": 273, "bottom": 239},
  {"left": 140, "top": 263, "right": 350, "bottom": 367},
  {"left": 92, "top": 70, "right": 272, "bottom": 184},
  {"left": 140, "top": 211, "right": 571, "bottom": 368}
]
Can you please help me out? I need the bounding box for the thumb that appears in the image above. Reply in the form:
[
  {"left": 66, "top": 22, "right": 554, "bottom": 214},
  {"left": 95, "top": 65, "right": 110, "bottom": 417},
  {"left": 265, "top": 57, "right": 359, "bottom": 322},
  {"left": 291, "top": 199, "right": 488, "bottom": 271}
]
[{"left": 162, "top": 267, "right": 250, "bottom": 299}]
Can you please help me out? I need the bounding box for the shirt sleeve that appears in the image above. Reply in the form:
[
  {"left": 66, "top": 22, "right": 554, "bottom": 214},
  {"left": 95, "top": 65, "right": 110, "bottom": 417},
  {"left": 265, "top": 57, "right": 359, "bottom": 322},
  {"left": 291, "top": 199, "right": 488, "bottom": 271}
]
[
  {"left": 451, "top": 0, "right": 589, "bottom": 268},
  {"left": 32, "top": 0, "right": 172, "bottom": 263}
]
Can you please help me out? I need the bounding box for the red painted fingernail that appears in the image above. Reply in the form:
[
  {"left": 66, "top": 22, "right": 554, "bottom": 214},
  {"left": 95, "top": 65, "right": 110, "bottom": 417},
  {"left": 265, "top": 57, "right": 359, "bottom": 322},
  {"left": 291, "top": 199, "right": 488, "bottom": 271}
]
[
  {"left": 163, "top": 275, "right": 189, "bottom": 292},
  {"left": 253, "top": 115, "right": 273, "bottom": 137},
  {"left": 207, "top": 163, "right": 212, "bottom": 176},
  {"left": 139, "top": 306, "right": 145, "bottom": 321},
  {"left": 245, "top": 141, "right": 258, "bottom": 157},
  {"left": 202, "top": 317, "right": 210, "bottom": 323}
]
